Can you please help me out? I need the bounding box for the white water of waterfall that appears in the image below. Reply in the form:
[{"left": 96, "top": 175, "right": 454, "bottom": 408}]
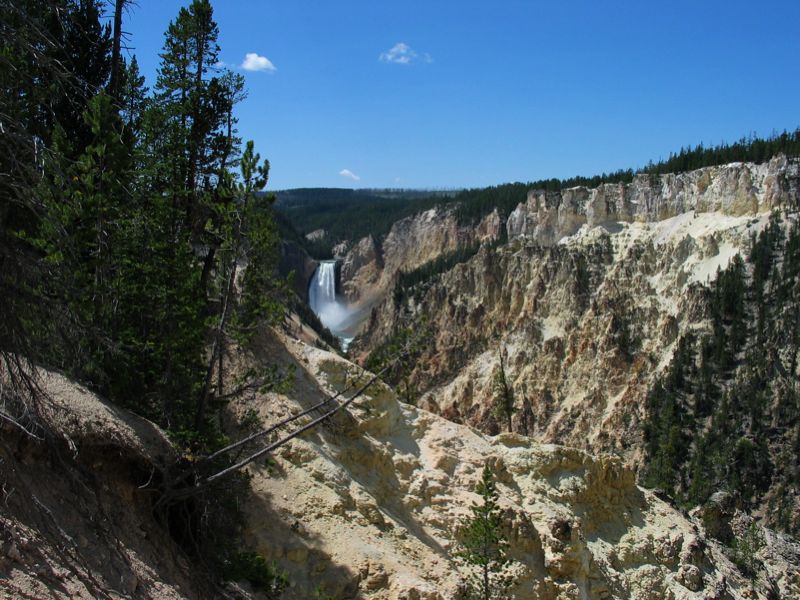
[{"left": 308, "top": 261, "right": 354, "bottom": 350}]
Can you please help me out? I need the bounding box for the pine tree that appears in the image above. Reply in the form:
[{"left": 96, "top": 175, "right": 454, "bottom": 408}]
[
  {"left": 195, "top": 140, "right": 283, "bottom": 430},
  {"left": 0, "top": 0, "right": 79, "bottom": 428},
  {"left": 108, "top": 0, "right": 128, "bottom": 103},
  {"left": 458, "top": 464, "right": 512, "bottom": 599},
  {"left": 492, "top": 350, "right": 515, "bottom": 433},
  {"left": 120, "top": 55, "right": 149, "bottom": 137},
  {"left": 52, "top": 0, "right": 113, "bottom": 154},
  {"left": 152, "top": 0, "right": 232, "bottom": 224}
]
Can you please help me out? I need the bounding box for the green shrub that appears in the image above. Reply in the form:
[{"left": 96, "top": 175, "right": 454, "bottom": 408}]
[{"left": 224, "top": 551, "right": 288, "bottom": 597}]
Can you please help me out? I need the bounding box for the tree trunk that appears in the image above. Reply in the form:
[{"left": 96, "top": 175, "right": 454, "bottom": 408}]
[
  {"left": 109, "top": 0, "right": 125, "bottom": 103},
  {"left": 194, "top": 258, "right": 236, "bottom": 432}
]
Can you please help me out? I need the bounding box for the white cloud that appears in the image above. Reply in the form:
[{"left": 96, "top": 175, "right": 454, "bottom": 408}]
[
  {"left": 339, "top": 169, "right": 361, "bottom": 181},
  {"left": 379, "top": 42, "right": 432, "bottom": 65},
  {"left": 241, "top": 52, "right": 276, "bottom": 72}
]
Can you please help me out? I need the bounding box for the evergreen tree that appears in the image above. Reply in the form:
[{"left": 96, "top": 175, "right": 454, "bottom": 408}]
[
  {"left": 195, "top": 140, "right": 283, "bottom": 431},
  {"left": 51, "top": 0, "right": 113, "bottom": 154},
  {"left": 458, "top": 464, "right": 512, "bottom": 600},
  {"left": 108, "top": 0, "right": 128, "bottom": 103},
  {"left": 120, "top": 55, "right": 149, "bottom": 137},
  {"left": 0, "top": 0, "right": 77, "bottom": 423},
  {"left": 40, "top": 92, "right": 132, "bottom": 380},
  {"left": 640, "top": 213, "right": 800, "bottom": 532},
  {"left": 492, "top": 349, "right": 515, "bottom": 433},
  {"left": 152, "top": 0, "right": 231, "bottom": 222}
]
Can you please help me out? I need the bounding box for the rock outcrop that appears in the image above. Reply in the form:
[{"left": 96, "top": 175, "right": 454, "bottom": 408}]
[
  {"left": 355, "top": 158, "right": 800, "bottom": 463},
  {"left": 340, "top": 235, "right": 383, "bottom": 302},
  {"left": 233, "top": 331, "right": 800, "bottom": 599},
  {"left": 506, "top": 155, "right": 800, "bottom": 244},
  {"left": 279, "top": 239, "right": 319, "bottom": 302},
  {"left": 338, "top": 206, "right": 502, "bottom": 307}
]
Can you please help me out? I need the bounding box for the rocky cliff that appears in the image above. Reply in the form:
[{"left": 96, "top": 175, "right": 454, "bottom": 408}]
[
  {"left": 355, "top": 157, "right": 800, "bottom": 462},
  {"left": 5, "top": 329, "right": 799, "bottom": 598},
  {"left": 339, "top": 235, "right": 384, "bottom": 302},
  {"left": 232, "top": 330, "right": 800, "bottom": 599},
  {"left": 279, "top": 240, "right": 319, "bottom": 302},
  {"left": 506, "top": 155, "right": 799, "bottom": 244},
  {"left": 337, "top": 207, "right": 503, "bottom": 307}
]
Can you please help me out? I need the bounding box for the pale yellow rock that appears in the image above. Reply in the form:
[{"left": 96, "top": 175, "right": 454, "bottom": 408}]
[{"left": 234, "top": 330, "right": 800, "bottom": 599}]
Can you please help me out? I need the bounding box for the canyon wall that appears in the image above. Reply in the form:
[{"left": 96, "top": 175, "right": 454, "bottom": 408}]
[
  {"left": 506, "top": 155, "right": 799, "bottom": 244},
  {"left": 279, "top": 239, "right": 319, "bottom": 302},
  {"left": 234, "top": 331, "right": 800, "bottom": 599},
  {"left": 6, "top": 298, "right": 798, "bottom": 598},
  {"left": 355, "top": 156, "right": 800, "bottom": 463},
  {"left": 336, "top": 207, "right": 503, "bottom": 306}
]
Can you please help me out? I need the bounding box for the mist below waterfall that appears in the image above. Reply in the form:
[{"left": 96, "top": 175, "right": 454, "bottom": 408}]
[{"left": 308, "top": 261, "right": 357, "bottom": 349}]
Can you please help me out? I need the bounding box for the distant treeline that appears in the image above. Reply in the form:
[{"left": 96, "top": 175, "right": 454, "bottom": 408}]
[
  {"left": 642, "top": 129, "right": 800, "bottom": 175},
  {"left": 453, "top": 128, "right": 800, "bottom": 226},
  {"left": 277, "top": 128, "right": 800, "bottom": 252},
  {"left": 274, "top": 188, "right": 450, "bottom": 259}
]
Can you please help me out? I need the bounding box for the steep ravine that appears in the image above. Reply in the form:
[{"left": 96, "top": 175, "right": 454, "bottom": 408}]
[
  {"left": 7, "top": 157, "right": 800, "bottom": 599},
  {"left": 231, "top": 329, "right": 800, "bottom": 598},
  {"left": 4, "top": 329, "right": 799, "bottom": 598},
  {"left": 349, "top": 158, "right": 800, "bottom": 500},
  {"left": 335, "top": 206, "right": 503, "bottom": 306}
]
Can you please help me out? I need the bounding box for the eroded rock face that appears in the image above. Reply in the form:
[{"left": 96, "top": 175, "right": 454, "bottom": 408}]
[
  {"left": 338, "top": 207, "right": 503, "bottom": 306},
  {"left": 8, "top": 336, "right": 799, "bottom": 599},
  {"left": 355, "top": 158, "right": 800, "bottom": 463},
  {"left": 506, "top": 156, "right": 800, "bottom": 244},
  {"left": 235, "top": 333, "right": 800, "bottom": 599},
  {"left": 0, "top": 371, "right": 208, "bottom": 599},
  {"left": 279, "top": 240, "right": 319, "bottom": 302},
  {"left": 340, "top": 235, "right": 383, "bottom": 302},
  {"left": 364, "top": 211, "right": 774, "bottom": 459}
]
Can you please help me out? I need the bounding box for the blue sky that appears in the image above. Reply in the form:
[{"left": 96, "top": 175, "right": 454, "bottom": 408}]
[{"left": 125, "top": 0, "right": 800, "bottom": 190}]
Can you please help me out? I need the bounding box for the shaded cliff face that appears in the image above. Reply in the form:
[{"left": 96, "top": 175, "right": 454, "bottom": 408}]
[
  {"left": 357, "top": 157, "right": 800, "bottom": 462},
  {"left": 0, "top": 372, "right": 211, "bottom": 599},
  {"left": 338, "top": 207, "right": 502, "bottom": 306},
  {"left": 279, "top": 240, "right": 318, "bottom": 302},
  {"left": 339, "top": 235, "right": 383, "bottom": 303}
]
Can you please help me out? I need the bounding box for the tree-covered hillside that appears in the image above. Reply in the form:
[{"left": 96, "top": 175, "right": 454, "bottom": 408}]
[
  {"left": 2, "top": 0, "right": 287, "bottom": 591},
  {"left": 644, "top": 213, "right": 800, "bottom": 534},
  {"left": 274, "top": 188, "right": 451, "bottom": 258}
]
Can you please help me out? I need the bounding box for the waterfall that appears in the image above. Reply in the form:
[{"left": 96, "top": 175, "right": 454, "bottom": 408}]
[
  {"left": 308, "top": 261, "right": 354, "bottom": 349},
  {"left": 309, "top": 261, "right": 337, "bottom": 314}
]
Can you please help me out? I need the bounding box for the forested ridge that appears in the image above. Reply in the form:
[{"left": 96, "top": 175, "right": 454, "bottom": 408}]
[
  {"left": 279, "top": 129, "right": 800, "bottom": 258},
  {"left": 2, "top": 0, "right": 288, "bottom": 591},
  {"left": 274, "top": 188, "right": 451, "bottom": 258},
  {"left": 644, "top": 213, "right": 800, "bottom": 535}
]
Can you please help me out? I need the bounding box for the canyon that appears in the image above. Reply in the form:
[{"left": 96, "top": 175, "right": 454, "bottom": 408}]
[
  {"left": 5, "top": 330, "right": 799, "bottom": 598},
  {"left": 5, "top": 157, "right": 800, "bottom": 599},
  {"left": 337, "top": 156, "right": 799, "bottom": 460}
]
